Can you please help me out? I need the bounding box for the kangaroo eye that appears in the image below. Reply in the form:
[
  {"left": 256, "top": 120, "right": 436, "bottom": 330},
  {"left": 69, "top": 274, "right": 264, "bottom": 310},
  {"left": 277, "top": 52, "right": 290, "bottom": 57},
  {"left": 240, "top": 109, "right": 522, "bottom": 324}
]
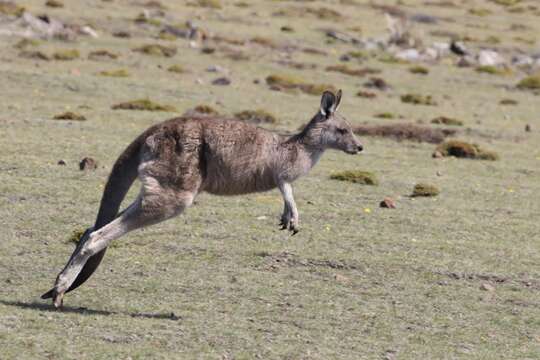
[{"left": 337, "top": 128, "right": 347, "bottom": 134}]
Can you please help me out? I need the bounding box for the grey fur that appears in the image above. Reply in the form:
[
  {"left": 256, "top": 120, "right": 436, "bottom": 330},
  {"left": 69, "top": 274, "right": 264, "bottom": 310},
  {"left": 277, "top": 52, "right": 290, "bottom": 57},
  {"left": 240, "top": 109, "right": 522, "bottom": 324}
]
[{"left": 41, "top": 90, "right": 363, "bottom": 308}]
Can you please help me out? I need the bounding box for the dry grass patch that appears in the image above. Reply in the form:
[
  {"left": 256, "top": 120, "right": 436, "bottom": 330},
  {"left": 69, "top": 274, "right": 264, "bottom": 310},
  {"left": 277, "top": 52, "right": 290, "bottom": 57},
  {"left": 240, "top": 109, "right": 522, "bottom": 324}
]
[
  {"left": 266, "top": 74, "right": 336, "bottom": 95},
  {"left": 499, "top": 99, "right": 518, "bottom": 105},
  {"left": 13, "top": 38, "right": 40, "bottom": 49},
  {"left": 354, "top": 123, "right": 455, "bottom": 143},
  {"left": 234, "top": 110, "right": 278, "bottom": 125},
  {"left": 435, "top": 140, "right": 499, "bottom": 160},
  {"left": 45, "top": 0, "right": 64, "bottom": 8},
  {"left": 476, "top": 66, "right": 511, "bottom": 76},
  {"left": 19, "top": 50, "right": 49, "bottom": 60},
  {"left": 409, "top": 65, "right": 429, "bottom": 75},
  {"left": 53, "top": 112, "right": 86, "bottom": 121},
  {"left": 88, "top": 50, "right": 118, "bottom": 60},
  {"left": 431, "top": 116, "right": 463, "bottom": 126},
  {"left": 167, "top": 64, "right": 185, "bottom": 73},
  {"left": 330, "top": 170, "right": 378, "bottom": 185},
  {"left": 133, "top": 44, "right": 177, "bottom": 57},
  {"left": 112, "top": 99, "right": 177, "bottom": 112},
  {"left": 401, "top": 93, "right": 437, "bottom": 106},
  {"left": 517, "top": 74, "right": 540, "bottom": 90},
  {"left": 53, "top": 49, "right": 80, "bottom": 61},
  {"left": 326, "top": 65, "right": 380, "bottom": 77},
  {"left": 99, "top": 69, "right": 129, "bottom": 77}
]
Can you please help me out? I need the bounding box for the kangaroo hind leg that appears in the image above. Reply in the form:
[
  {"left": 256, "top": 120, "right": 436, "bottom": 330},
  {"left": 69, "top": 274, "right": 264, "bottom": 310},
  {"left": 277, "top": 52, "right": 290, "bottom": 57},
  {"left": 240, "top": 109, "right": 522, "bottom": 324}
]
[{"left": 51, "top": 178, "right": 197, "bottom": 308}]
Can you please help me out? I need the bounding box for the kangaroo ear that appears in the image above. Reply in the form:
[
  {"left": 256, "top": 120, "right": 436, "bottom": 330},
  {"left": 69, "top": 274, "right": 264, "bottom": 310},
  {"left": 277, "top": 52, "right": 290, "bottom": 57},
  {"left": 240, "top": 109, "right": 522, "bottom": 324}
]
[
  {"left": 334, "top": 89, "right": 342, "bottom": 110},
  {"left": 320, "top": 90, "right": 337, "bottom": 118}
]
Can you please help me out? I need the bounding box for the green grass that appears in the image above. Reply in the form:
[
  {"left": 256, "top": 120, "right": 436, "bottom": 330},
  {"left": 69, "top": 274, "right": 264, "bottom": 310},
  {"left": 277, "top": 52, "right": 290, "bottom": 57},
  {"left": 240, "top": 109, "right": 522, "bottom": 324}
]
[{"left": 0, "top": 0, "right": 539, "bottom": 359}]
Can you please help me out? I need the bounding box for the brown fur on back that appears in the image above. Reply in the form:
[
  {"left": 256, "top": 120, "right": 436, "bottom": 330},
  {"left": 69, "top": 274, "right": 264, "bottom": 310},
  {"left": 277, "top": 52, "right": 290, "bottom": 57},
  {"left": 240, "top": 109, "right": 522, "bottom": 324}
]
[{"left": 140, "top": 115, "right": 316, "bottom": 196}]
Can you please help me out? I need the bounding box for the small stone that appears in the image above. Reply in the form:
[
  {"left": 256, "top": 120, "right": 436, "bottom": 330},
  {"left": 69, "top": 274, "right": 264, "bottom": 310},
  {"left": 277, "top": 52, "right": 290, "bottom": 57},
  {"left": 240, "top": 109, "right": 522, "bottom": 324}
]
[
  {"left": 525, "top": 124, "right": 531, "bottom": 132},
  {"left": 79, "top": 157, "right": 97, "bottom": 171},
  {"left": 57, "top": 160, "right": 66, "bottom": 166},
  {"left": 432, "top": 150, "right": 443, "bottom": 158},
  {"left": 379, "top": 198, "right": 396, "bottom": 208},
  {"left": 212, "top": 77, "right": 231, "bottom": 86},
  {"left": 480, "top": 283, "right": 495, "bottom": 292},
  {"left": 333, "top": 274, "right": 350, "bottom": 284}
]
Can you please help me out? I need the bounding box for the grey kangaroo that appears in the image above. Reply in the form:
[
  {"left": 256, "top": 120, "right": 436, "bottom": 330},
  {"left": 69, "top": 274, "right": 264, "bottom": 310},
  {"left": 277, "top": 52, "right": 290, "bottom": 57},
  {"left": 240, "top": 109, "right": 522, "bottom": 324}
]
[{"left": 42, "top": 90, "right": 363, "bottom": 308}]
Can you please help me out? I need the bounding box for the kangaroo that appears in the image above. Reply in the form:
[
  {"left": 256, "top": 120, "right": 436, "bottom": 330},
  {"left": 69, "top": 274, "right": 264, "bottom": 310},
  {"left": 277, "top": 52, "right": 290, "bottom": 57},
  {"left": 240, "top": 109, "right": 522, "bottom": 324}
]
[{"left": 41, "top": 90, "right": 363, "bottom": 308}]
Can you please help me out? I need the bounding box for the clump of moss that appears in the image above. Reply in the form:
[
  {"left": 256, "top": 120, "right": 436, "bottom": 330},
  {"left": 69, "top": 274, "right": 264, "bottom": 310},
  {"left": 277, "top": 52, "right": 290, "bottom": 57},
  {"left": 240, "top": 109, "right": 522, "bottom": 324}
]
[
  {"left": 330, "top": 170, "right": 378, "bottom": 185},
  {"left": 490, "top": 0, "right": 521, "bottom": 6},
  {"left": 192, "top": 0, "right": 222, "bottom": 8},
  {"left": 167, "top": 64, "right": 185, "bottom": 73},
  {"left": 0, "top": 1, "right": 25, "bottom": 16},
  {"left": 53, "top": 49, "right": 80, "bottom": 60},
  {"left": 499, "top": 98, "right": 518, "bottom": 105},
  {"left": 412, "top": 183, "right": 439, "bottom": 197},
  {"left": 19, "top": 50, "right": 49, "bottom": 60},
  {"left": 53, "top": 111, "right": 86, "bottom": 121},
  {"left": 475, "top": 65, "right": 511, "bottom": 75},
  {"left": 435, "top": 140, "right": 499, "bottom": 160},
  {"left": 112, "top": 99, "right": 177, "bottom": 112},
  {"left": 375, "top": 112, "right": 395, "bottom": 119},
  {"left": 326, "top": 65, "right": 380, "bottom": 77},
  {"left": 234, "top": 109, "right": 278, "bottom": 124},
  {"left": 45, "top": 0, "right": 64, "bottom": 7},
  {"left": 378, "top": 54, "right": 409, "bottom": 64},
  {"left": 431, "top": 116, "right": 463, "bottom": 126},
  {"left": 516, "top": 74, "right": 540, "bottom": 90},
  {"left": 469, "top": 8, "right": 492, "bottom": 16},
  {"left": 67, "top": 228, "right": 86, "bottom": 244},
  {"left": 266, "top": 74, "right": 336, "bottom": 95},
  {"left": 99, "top": 69, "right": 129, "bottom": 77},
  {"left": 409, "top": 65, "right": 429, "bottom": 75},
  {"left": 88, "top": 49, "right": 118, "bottom": 60},
  {"left": 133, "top": 44, "right": 177, "bottom": 57},
  {"left": 134, "top": 12, "right": 162, "bottom": 26},
  {"left": 401, "top": 94, "right": 437, "bottom": 106},
  {"left": 14, "top": 38, "right": 40, "bottom": 49}
]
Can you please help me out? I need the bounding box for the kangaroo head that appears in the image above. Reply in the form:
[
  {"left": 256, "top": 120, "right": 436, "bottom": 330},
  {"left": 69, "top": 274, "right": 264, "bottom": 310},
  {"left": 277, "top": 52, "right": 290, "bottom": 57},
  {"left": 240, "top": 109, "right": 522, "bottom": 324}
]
[{"left": 306, "top": 90, "right": 363, "bottom": 154}]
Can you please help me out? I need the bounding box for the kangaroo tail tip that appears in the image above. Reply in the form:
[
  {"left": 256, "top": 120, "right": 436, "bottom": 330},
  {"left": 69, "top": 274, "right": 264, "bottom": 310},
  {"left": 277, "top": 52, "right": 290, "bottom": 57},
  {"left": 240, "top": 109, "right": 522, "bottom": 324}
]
[{"left": 41, "top": 289, "right": 54, "bottom": 299}]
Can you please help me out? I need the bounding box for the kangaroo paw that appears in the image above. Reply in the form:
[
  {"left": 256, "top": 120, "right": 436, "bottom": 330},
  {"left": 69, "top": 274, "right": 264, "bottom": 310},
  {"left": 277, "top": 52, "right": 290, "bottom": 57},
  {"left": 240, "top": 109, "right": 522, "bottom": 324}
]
[{"left": 53, "top": 291, "right": 64, "bottom": 309}]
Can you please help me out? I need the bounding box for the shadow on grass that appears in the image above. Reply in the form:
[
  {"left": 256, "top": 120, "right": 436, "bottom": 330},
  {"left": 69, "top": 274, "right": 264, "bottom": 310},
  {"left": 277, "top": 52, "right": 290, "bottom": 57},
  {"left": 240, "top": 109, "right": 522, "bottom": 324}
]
[{"left": 0, "top": 299, "right": 182, "bottom": 320}]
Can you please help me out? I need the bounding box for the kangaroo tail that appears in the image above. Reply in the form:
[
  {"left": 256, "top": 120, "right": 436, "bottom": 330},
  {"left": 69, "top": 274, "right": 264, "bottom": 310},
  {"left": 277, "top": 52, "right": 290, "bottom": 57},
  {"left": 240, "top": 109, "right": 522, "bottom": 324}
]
[{"left": 41, "top": 133, "right": 147, "bottom": 300}]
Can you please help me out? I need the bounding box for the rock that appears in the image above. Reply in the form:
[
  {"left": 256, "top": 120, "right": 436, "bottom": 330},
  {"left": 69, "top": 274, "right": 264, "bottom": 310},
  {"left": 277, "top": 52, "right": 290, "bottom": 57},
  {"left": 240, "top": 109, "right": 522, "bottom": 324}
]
[
  {"left": 480, "top": 283, "right": 495, "bottom": 292},
  {"left": 477, "top": 50, "right": 505, "bottom": 67},
  {"left": 333, "top": 273, "right": 350, "bottom": 284},
  {"left": 395, "top": 48, "right": 420, "bottom": 62},
  {"left": 379, "top": 198, "right": 396, "bottom": 208},
  {"left": 432, "top": 150, "right": 443, "bottom": 158},
  {"left": 525, "top": 124, "right": 531, "bottom": 132},
  {"left": 364, "top": 77, "right": 390, "bottom": 91},
  {"left": 212, "top": 77, "right": 231, "bottom": 85},
  {"left": 206, "top": 65, "right": 228, "bottom": 73},
  {"left": 457, "top": 55, "right": 475, "bottom": 67},
  {"left": 450, "top": 41, "right": 468, "bottom": 56},
  {"left": 57, "top": 159, "right": 66, "bottom": 166},
  {"left": 410, "top": 13, "right": 438, "bottom": 24},
  {"left": 79, "top": 157, "right": 97, "bottom": 171}
]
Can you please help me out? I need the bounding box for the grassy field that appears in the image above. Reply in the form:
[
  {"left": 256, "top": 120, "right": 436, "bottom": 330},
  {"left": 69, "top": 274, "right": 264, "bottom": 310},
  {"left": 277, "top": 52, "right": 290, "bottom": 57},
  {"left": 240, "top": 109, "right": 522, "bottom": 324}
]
[{"left": 1, "top": 0, "right": 539, "bottom": 359}]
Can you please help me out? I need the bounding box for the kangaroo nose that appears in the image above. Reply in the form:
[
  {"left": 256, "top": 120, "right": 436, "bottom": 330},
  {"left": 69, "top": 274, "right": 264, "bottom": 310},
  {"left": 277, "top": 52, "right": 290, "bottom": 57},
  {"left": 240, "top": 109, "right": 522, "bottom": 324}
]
[{"left": 357, "top": 144, "right": 363, "bottom": 152}]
